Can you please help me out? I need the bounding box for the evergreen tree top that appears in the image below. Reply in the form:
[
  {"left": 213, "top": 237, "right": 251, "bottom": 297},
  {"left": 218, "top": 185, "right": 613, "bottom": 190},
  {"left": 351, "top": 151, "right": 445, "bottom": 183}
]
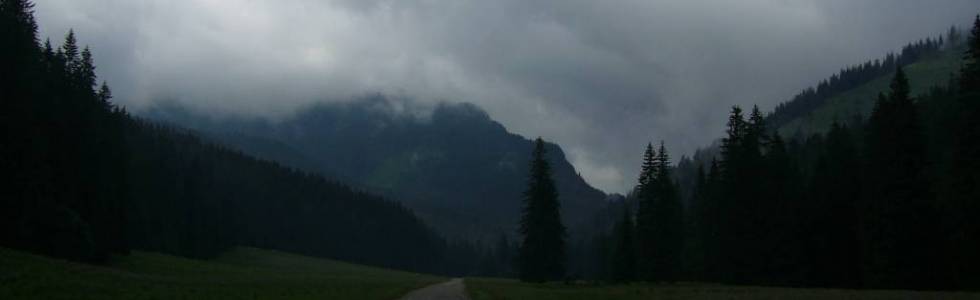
[
  {"left": 62, "top": 29, "right": 78, "bottom": 61},
  {"left": 750, "top": 105, "right": 765, "bottom": 125},
  {"left": 962, "top": 15, "right": 980, "bottom": 93},
  {"left": 79, "top": 46, "right": 96, "bottom": 88},
  {"left": 722, "top": 105, "right": 747, "bottom": 168},
  {"left": 525, "top": 137, "right": 557, "bottom": 197},
  {"left": 0, "top": 0, "right": 39, "bottom": 42},
  {"left": 890, "top": 67, "right": 912, "bottom": 104},
  {"left": 529, "top": 138, "right": 550, "bottom": 173},
  {"left": 98, "top": 82, "right": 113, "bottom": 109},
  {"left": 725, "top": 106, "right": 746, "bottom": 143},
  {"left": 656, "top": 141, "right": 671, "bottom": 179},
  {"left": 748, "top": 105, "right": 769, "bottom": 146},
  {"left": 639, "top": 143, "right": 657, "bottom": 186}
]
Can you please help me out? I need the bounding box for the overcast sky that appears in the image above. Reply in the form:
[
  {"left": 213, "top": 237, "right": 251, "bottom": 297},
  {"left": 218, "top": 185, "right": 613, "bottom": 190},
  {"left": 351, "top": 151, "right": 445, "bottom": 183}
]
[{"left": 34, "top": 0, "right": 980, "bottom": 193}]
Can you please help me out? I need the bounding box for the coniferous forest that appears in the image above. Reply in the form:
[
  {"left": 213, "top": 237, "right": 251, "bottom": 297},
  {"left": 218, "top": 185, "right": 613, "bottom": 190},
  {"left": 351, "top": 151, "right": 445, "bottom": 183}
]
[
  {"left": 5, "top": 0, "right": 980, "bottom": 297},
  {"left": 0, "top": 0, "right": 449, "bottom": 274},
  {"left": 600, "top": 17, "right": 980, "bottom": 290}
]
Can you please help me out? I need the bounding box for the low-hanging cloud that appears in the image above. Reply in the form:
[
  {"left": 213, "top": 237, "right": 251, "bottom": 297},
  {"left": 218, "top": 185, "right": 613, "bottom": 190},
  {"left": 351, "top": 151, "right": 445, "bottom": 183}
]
[{"left": 35, "top": 0, "right": 980, "bottom": 193}]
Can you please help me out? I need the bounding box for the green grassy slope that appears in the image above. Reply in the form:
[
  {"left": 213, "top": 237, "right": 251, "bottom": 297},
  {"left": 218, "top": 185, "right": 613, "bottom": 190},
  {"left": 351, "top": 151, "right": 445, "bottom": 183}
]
[
  {"left": 778, "top": 48, "right": 963, "bottom": 137},
  {"left": 465, "top": 278, "right": 980, "bottom": 300},
  {"left": 0, "top": 247, "right": 442, "bottom": 300}
]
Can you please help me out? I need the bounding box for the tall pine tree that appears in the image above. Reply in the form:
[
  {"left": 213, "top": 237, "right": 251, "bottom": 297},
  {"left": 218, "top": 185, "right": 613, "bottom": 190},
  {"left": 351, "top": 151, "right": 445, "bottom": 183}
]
[
  {"left": 862, "top": 67, "right": 936, "bottom": 288},
  {"left": 648, "top": 141, "right": 683, "bottom": 282},
  {"left": 634, "top": 143, "right": 658, "bottom": 280},
  {"left": 518, "top": 138, "right": 567, "bottom": 282}
]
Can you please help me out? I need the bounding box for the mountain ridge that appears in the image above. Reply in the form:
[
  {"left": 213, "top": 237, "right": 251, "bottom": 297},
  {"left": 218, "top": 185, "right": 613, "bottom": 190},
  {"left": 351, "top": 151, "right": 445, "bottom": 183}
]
[{"left": 142, "top": 96, "right": 609, "bottom": 242}]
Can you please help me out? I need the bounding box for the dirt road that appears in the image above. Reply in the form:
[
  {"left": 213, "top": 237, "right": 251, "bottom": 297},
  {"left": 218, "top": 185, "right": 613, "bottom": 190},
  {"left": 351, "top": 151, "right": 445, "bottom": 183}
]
[{"left": 398, "top": 278, "right": 470, "bottom": 300}]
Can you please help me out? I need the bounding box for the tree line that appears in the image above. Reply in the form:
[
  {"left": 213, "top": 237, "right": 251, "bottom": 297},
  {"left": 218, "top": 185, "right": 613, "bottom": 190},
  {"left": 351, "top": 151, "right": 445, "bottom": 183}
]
[{"left": 0, "top": 0, "right": 465, "bottom": 274}]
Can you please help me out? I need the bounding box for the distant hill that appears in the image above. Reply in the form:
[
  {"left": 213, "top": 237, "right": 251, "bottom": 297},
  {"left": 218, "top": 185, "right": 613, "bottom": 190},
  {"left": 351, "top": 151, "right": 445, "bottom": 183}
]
[{"left": 143, "top": 96, "right": 608, "bottom": 242}]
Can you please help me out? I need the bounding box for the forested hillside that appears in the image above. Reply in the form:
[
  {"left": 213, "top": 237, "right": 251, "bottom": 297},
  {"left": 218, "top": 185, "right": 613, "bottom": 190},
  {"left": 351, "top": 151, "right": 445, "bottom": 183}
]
[
  {"left": 143, "top": 97, "right": 609, "bottom": 242},
  {"left": 597, "top": 19, "right": 980, "bottom": 290},
  {"left": 0, "top": 0, "right": 450, "bottom": 274},
  {"left": 770, "top": 28, "right": 966, "bottom": 137}
]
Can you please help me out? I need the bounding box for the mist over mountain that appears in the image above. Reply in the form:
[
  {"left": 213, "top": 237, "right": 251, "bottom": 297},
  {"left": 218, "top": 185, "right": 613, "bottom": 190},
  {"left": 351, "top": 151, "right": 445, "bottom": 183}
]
[
  {"left": 34, "top": 0, "right": 980, "bottom": 192},
  {"left": 144, "top": 96, "right": 609, "bottom": 242}
]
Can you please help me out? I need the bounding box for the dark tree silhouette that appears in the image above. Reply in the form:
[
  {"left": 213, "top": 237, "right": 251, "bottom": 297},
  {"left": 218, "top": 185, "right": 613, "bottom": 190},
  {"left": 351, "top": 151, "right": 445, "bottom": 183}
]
[
  {"left": 648, "top": 142, "right": 683, "bottom": 282},
  {"left": 518, "top": 138, "right": 567, "bottom": 282},
  {"left": 634, "top": 143, "right": 657, "bottom": 280},
  {"left": 861, "top": 67, "right": 937, "bottom": 288}
]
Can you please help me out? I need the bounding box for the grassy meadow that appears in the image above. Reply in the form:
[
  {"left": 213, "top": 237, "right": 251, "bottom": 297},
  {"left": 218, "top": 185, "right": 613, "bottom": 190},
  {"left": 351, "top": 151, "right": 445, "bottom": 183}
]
[
  {"left": 464, "top": 278, "right": 980, "bottom": 300},
  {"left": 0, "top": 247, "right": 442, "bottom": 300}
]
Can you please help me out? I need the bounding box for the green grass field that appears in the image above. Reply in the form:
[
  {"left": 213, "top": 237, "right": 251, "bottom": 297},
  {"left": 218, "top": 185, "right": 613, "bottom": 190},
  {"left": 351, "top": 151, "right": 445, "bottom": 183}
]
[
  {"left": 778, "top": 47, "right": 964, "bottom": 137},
  {"left": 0, "top": 247, "right": 442, "bottom": 300},
  {"left": 465, "top": 278, "right": 980, "bottom": 300}
]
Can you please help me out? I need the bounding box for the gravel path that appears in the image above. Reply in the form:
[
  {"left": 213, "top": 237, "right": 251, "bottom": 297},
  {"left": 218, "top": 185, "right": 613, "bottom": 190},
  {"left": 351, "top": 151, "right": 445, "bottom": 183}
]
[{"left": 398, "top": 278, "right": 470, "bottom": 300}]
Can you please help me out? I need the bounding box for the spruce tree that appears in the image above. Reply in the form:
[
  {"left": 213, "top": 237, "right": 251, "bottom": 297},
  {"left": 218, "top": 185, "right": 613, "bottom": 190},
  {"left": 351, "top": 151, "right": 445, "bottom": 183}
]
[
  {"left": 721, "top": 106, "right": 747, "bottom": 169},
  {"left": 748, "top": 105, "right": 769, "bottom": 147},
  {"left": 97, "top": 82, "right": 112, "bottom": 109},
  {"left": 61, "top": 29, "right": 79, "bottom": 72},
  {"left": 717, "top": 107, "right": 744, "bottom": 282},
  {"left": 862, "top": 67, "right": 936, "bottom": 288},
  {"left": 638, "top": 143, "right": 657, "bottom": 187},
  {"left": 634, "top": 143, "right": 658, "bottom": 280},
  {"left": 518, "top": 138, "right": 566, "bottom": 282},
  {"left": 719, "top": 105, "right": 760, "bottom": 283},
  {"left": 78, "top": 46, "right": 96, "bottom": 90},
  {"left": 649, "top": 141, "right": 683, "bottom": 282}
]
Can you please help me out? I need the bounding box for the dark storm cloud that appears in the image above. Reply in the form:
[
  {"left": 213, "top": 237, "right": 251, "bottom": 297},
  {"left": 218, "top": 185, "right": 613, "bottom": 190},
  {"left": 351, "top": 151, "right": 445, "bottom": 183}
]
[{"left": 34, "top": 0, "right": 980, "bottom": 192}]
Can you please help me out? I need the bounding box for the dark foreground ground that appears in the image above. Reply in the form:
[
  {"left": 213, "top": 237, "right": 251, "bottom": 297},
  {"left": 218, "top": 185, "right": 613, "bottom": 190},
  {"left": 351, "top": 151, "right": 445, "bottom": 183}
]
[
  {"left": 465, "top": 278, "right": 980, "bottom": 300},
  {"left": 0, "top": 247, "right": 440, "bottom": 300},
  {"left": 4, "top": 247, "right": 979, "bottom": 300}
]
